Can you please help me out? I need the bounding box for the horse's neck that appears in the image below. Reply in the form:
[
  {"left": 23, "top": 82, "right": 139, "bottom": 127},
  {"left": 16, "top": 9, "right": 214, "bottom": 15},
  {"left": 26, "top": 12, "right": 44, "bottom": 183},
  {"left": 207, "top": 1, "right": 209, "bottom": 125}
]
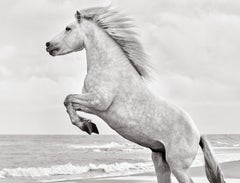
[{"left": 84, "top": 25, "right": 131, "bottom": 75}]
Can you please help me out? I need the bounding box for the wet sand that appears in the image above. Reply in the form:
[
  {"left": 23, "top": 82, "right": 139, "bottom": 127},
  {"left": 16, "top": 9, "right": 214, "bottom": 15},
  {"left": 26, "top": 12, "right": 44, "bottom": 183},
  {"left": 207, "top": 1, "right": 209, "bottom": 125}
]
[{"left": 58, "top": 160, "right": 240, "bottom": 183}]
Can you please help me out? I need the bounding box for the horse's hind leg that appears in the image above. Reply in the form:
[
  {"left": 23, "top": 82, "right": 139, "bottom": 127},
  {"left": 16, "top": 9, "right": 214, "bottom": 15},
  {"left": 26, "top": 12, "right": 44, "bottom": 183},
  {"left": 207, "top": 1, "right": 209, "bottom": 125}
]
[
  {"left": 152, "top": 151, "right": 171, "bottom": 183},
  {"left": 171, "top": 168, "right": 194, "bottom": 183},
  {"left": 167, "top": 157, "right": 194, "bottom": 183}
]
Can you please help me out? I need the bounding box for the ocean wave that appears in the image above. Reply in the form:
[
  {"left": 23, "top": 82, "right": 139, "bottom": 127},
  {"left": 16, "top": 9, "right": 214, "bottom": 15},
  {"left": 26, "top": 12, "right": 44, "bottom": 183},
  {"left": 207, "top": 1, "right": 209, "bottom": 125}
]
[
  {"left": 192, "top": 151, "right": 240, "bottom": 167},
  {"left": 67, "top": 142, "right": 124, "bottom": 149},
  {"left": 0, "top": 162, "right": 153, "bottom": 179},
  {"left": 1, "top": 155, "right": 239, "bottom": 180},
  {"left": 233, "top": 144, "right": 240, "bottom": 147},
  {"left": 0, "top": 163, "right": 88, "bottom": 178},
  {"left": 67, "top": 142, "right": 146, "bottom": 153}
]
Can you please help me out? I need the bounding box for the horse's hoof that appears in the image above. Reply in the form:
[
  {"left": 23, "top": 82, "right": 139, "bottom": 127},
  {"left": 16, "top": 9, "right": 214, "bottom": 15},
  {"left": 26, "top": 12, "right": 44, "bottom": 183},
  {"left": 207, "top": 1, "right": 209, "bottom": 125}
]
[
  {"left": 82, "top": 121, "right": 99, "bottom": 135},
  {"left": 82, "top": 122, "right": 92, "bottom": 135},
  {"left": 91, "top": 122, "right": 99, "bottom": 134}
]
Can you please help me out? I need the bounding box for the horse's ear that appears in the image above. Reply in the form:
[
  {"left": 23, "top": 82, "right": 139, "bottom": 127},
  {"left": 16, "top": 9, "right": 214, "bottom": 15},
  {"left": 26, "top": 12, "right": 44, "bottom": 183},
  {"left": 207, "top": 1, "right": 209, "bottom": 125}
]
[{"left": 75, "top": 11, "right": 81, "bottom": 22}]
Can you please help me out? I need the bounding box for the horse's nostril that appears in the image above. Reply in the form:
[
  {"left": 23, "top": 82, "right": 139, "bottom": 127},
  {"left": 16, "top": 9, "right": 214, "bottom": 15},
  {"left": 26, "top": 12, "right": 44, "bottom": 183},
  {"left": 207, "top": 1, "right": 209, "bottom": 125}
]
[{"left": 46, "top": 42, "right": 50, "bottom": 47}]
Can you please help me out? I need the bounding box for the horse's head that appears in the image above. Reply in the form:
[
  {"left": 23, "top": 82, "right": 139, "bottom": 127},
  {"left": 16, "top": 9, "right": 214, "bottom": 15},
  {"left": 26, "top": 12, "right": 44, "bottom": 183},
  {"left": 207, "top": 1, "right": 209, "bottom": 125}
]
[{"left": 46, "top": 11, "right": 87, "bottom": 56}]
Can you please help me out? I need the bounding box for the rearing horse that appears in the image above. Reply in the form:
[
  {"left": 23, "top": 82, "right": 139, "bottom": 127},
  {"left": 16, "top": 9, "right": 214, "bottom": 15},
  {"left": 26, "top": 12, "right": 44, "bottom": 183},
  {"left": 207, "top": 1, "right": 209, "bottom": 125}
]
[{"left": 46, "top": 6, "right": 225, "bottom": 183}]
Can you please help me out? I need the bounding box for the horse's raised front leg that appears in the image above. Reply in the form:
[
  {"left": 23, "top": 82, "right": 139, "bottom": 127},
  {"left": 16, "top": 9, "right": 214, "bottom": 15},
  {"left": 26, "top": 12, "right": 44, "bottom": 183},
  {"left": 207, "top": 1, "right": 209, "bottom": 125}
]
[
  {"left": 152, "top": 151, "right": 172, "bottom": 183},
  {"left": 64, "top": 91, "right": 113, "bottom": 135},
  {"left": 64, "top": 96, "right": 99, "bottom": 135}
]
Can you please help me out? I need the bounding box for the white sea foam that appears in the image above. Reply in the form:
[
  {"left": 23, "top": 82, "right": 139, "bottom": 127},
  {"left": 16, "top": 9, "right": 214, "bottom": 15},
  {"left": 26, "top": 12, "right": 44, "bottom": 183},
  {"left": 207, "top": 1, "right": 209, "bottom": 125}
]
[
  {"left": 233, "top": 144, "right": 240, "bottom": 147},
  {"left": 67, "top": 142, "right": 124, "bottom": 150},
  {"left": 0, "top": 163, "right": 88, "bottom": 178},
  {"left": 93, "top": 149, "right": 102, "bottom": 152},
  {"left": 0, "top": 162, "right": 153, "bottom": 179},
  {"left": 0, "top": 153, "right": 239, "bottom": 180}
]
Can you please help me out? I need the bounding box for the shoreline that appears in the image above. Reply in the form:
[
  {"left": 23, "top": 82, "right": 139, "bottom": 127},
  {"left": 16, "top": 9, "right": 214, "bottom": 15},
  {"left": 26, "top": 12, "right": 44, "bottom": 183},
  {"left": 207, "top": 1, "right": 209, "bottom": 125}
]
[{"left": 54, "top": 160, "right": 240, "bottom": 183}]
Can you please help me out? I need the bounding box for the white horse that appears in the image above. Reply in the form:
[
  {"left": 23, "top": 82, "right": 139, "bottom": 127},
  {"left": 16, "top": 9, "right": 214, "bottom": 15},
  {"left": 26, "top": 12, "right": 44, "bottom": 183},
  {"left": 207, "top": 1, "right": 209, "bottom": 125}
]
[{"left": 46, "top": 7, "right": 225, "bottom": 183}]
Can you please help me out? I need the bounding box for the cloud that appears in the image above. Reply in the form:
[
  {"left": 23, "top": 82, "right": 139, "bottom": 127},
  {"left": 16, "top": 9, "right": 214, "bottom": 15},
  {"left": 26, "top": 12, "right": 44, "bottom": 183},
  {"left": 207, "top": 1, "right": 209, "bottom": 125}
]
[
  {"left": 0, "top": 66, "right": 12, "bottom": 78},
  {"left": 150, "top": 72, "right": 238, "bottom": 104},
  {"left": 135, "top": 3, "right": 240, "bottom": 105},
  {"left": 0, "top": 45, "right": 17, "bottom": 60}
]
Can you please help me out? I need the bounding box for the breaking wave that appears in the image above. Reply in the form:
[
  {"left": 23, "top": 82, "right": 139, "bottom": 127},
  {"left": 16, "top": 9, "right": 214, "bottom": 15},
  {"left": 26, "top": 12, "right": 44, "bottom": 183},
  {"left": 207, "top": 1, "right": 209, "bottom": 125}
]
[
  {"left": 67, "top": 142, "right": 145, "bottom": 152},
  {"left": 0, "top": 162, "right": 153, "bottom": 179},
  {"left": 67, "top": 142, "right": 125, "bottom": 150}
]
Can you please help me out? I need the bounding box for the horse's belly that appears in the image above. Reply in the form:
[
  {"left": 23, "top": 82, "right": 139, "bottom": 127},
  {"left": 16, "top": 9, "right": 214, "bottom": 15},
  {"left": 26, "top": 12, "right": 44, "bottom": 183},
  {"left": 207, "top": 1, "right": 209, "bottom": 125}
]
[
  {"left": 114, "top": 125, "right": 165, "bottom": 150},
  {"left": 99, "top": 110, "right": 165, "bottom": 150}
]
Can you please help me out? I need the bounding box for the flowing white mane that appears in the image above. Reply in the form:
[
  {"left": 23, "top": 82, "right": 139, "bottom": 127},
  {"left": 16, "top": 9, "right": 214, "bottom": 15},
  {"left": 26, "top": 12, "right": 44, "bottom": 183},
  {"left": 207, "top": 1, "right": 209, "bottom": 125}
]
[{"left": 79, "top": 6, "right": 151, "bottom": 78}]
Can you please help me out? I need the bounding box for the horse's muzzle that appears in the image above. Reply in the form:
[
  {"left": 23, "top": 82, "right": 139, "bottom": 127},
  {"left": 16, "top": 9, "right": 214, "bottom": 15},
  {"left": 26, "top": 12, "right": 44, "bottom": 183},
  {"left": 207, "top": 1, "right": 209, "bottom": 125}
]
[{"left": 46, "top": 42, "right": 60, "bottom": 56}]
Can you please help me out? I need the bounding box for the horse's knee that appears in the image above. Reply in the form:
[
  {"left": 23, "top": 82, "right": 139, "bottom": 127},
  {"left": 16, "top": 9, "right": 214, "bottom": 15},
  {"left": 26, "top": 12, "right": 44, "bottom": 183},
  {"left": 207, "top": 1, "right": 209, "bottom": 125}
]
[
  {"left": 64, "top": 95, "right": 70, "bottom": 106},
  {"left": 64, "top": 94, "right": 77, "bottom": 106}
]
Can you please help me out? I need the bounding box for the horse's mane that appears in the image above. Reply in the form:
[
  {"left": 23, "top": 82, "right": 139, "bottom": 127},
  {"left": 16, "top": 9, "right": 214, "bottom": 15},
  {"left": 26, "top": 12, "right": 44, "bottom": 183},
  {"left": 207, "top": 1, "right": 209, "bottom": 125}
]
[{"left": 79, "top": 6, "right": 151, "bottom": 79}]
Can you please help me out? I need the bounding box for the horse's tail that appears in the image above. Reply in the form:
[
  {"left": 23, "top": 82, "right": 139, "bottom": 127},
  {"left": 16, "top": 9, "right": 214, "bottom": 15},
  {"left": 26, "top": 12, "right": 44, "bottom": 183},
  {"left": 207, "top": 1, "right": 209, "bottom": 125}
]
[{"left": 199, "top": 135, "right": 225, "bottom": 183}]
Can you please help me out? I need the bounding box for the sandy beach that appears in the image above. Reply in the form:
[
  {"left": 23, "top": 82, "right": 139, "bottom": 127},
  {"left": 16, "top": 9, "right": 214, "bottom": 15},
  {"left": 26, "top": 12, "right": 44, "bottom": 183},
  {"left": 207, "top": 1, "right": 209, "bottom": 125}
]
[{"left": 57, "top": 160, "right": 240, "bottom": 183}]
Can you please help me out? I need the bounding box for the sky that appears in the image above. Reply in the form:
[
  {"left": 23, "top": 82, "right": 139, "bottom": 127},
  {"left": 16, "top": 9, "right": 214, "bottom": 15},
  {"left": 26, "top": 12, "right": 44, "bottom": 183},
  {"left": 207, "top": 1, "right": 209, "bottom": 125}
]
[{"left": 0, "top": 0, "right": 239, "bottom": 134}]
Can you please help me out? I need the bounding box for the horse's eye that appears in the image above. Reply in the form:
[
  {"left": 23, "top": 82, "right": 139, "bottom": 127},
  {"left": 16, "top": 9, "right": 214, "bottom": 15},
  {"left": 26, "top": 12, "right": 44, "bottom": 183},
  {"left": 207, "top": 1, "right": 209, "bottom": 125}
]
[{"left": 65, "top": 27, "right": 71, "bottom": 31}]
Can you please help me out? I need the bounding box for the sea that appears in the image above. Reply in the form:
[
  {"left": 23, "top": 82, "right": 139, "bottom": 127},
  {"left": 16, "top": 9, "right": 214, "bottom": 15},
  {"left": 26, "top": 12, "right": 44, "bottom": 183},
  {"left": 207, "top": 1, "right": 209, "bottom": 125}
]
[{"left": 0, "top": 134, "right": 240, "bottom": 183}]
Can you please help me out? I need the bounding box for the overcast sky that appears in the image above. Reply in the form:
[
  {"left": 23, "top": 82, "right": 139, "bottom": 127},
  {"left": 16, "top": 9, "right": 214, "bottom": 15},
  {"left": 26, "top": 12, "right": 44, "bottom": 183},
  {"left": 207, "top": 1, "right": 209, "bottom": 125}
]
[{"left": 0, "top": 0, "right": 239, "bottom": 134}]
